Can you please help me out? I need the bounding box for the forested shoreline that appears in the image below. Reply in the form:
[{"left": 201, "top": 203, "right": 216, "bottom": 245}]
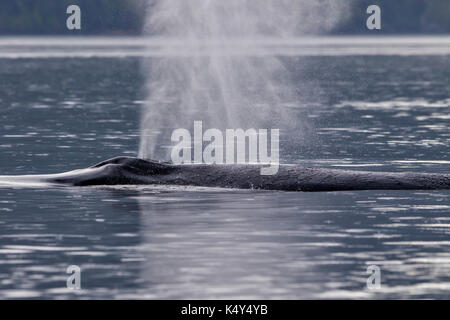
[{"left": 0, "top": 0, "right": 449, "bottom": 35}]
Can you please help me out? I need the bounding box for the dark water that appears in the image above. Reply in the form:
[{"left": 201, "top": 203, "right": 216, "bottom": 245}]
[{"left": 0, "top": 38, "right": 449, "bottom": 299}]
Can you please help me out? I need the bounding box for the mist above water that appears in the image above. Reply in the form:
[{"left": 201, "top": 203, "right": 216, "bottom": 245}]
[{"left": 138, "top": 0, "right": 351, "bottom": 160}]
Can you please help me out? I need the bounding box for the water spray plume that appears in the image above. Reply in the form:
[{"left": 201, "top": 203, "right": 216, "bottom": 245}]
[{"left": 138, "top": 0, "right": 351, "bottom": 159}]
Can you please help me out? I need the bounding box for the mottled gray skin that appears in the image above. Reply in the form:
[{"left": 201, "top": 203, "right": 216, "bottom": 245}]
[{"left": 16, "top": 156, "right": 448, "bottom": 192}]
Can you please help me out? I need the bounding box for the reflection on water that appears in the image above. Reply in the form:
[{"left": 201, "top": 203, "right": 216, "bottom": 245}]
[
  {"left": 0, "top": 38, "right": 449, "bottom": 299},
  {"left": 0, "top": 187, "right": 449, "bottom": 299}
]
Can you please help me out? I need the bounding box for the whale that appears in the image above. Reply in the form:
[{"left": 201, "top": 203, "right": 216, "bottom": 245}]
[{"left": 0, "top": 156, "right": 449, "bottom": 192}]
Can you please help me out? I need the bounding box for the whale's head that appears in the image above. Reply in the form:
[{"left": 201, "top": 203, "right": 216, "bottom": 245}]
[{"left": 90, "top": 156, "right": 173, "bottom": 176}]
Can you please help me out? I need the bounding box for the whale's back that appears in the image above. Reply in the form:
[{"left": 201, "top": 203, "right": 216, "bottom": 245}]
[{"left": 0, "top": 157, "right": 449, "bottom": 191}]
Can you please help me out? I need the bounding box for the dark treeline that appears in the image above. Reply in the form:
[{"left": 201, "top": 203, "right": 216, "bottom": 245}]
[
  {"left": 0, "top": 0, "right": 449, "bottom": 35},
  {"left": 0, "top": 0, "right": 145, "bottom": 35},
  {"left": 337, "top": 0, "right": 450, "bottom": 34}
]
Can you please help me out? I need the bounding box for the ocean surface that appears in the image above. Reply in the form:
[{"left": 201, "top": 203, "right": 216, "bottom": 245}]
[{"left": 0, "top": 36, "right": 449, "bottom": 299}]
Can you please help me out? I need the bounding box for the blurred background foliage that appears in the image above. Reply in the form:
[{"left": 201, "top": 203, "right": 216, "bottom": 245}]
[
  {"left": 337, "top": 0, "right": 450, "bottom": 33},
  {"left": 0, "top": 0, "right": 449, "bottom": 35},
  {"left": 0, "top": 0, "right": 144, "bottom": 35}
]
